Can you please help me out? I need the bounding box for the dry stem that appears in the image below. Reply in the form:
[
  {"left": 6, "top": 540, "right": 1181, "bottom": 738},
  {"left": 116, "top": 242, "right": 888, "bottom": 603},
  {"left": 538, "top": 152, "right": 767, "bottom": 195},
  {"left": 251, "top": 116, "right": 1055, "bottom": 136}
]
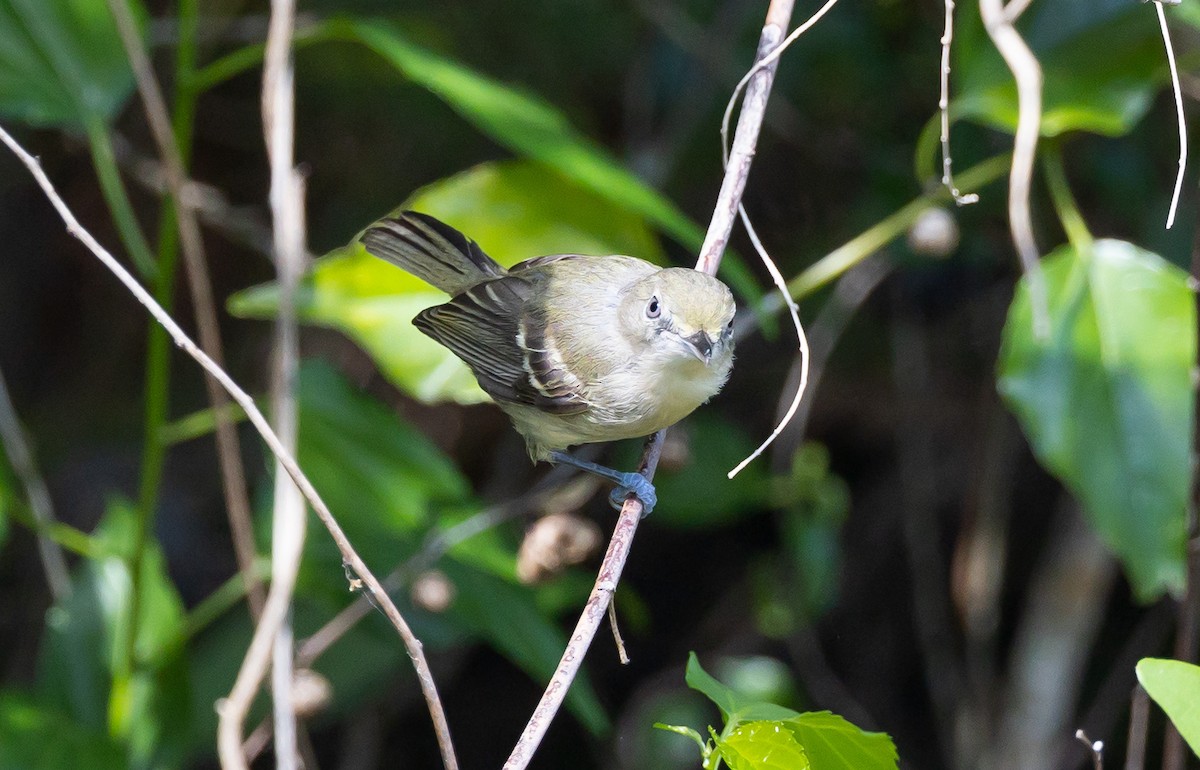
[
  {"left": 104, "top": 0, "right": 265, "bottom": 617},
  {"left": 939, "top": 0, "right": 979, "bottom": 205},
  {"left": 1155, "top": 1, "right": 1187, "bottom": 230},
  {"left": 503, "top": 0, "right": 798, "bottom": 766},
  {"left": 979, "top": 0, "right": 1050, "bottom": 338}
]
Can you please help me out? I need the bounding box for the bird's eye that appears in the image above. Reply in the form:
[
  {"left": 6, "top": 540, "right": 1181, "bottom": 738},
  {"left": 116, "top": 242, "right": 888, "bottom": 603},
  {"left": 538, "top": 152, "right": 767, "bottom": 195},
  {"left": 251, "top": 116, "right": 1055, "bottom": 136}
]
[
  {"left": 646, "top": 296, "right": 661, "bottom": 318},
  {"left": 725, "top": 319, "right": 734, "bottom": 333}
]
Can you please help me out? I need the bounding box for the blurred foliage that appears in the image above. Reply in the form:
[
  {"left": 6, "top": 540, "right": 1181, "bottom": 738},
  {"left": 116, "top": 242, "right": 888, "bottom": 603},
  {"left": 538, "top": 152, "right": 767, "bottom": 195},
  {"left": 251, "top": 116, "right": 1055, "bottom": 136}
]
[
  {"left": 0, "top": 0, "right": 1197, "bottom": 767},
  {"left": 0, "top": 0, "right": 141, "bottom": 127},
  {"left": 1136, "top": 658, "right": 1200, "bottom": 760},
  {"left": 999, "top": 240, "right": 1194, "bottom": 600},
  {"left": 657, "top": 654, "right": 898, "bottom": 770}
]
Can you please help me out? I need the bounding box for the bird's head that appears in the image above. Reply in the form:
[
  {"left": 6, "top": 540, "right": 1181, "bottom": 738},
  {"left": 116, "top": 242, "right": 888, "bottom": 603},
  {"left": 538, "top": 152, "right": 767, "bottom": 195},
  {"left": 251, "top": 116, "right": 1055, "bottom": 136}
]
[{"left": 619, "top": 267, "right": 736, "bottom": 368}]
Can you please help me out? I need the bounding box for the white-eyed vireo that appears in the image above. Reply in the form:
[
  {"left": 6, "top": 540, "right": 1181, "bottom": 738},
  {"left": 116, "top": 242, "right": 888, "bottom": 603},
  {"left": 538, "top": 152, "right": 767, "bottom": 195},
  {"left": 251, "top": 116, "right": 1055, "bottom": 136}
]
[{"left": 360, "top": 212, "right": 736, "bottom": 512}]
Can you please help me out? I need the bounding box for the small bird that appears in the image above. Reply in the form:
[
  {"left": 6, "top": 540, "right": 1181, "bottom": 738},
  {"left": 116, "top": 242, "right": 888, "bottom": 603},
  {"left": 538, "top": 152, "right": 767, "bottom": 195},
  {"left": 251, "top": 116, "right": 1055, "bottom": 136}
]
[{"left": 360, "top": 211, "right": 736, "bottom": 513}]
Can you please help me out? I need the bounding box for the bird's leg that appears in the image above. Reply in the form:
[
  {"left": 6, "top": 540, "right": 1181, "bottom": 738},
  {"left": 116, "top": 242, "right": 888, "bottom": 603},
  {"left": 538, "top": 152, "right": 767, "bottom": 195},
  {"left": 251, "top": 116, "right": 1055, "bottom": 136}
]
[{"left": 549, "top": 451, "right": 657, "bottom": 514}]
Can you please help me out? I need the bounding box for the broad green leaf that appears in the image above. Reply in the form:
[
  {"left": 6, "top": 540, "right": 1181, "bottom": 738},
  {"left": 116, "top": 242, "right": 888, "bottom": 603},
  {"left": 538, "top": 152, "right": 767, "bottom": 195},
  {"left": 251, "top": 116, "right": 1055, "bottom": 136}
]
[
  {"left": 998, "top": 240, "right": 1193, "bottom": 600},
  {"left": 718, "top": 721, "right": 811, "bottom": 770},
  {"left": 954, "top": 0, "right": 1162, "bottom": 137},
  {"left": 441, "top": 558, "right": 609, "bottom": 735},
  {"left": 686, "top": 653, "right": 800, "bottom": 727},
  {"left": 784, "top": 712, "right": 899, "bottom": 770},
  {"left": 231, "top": 160, "right": 667, "bottom": 405},
  {"left": 343, "top": 20, "right": 695, "bottom": 247},
  {"left": 0, "top": 0, "right": 142, "bottom": 126},
  {"left": 1136, "top": 658, "right": 1200, "bottom": 759},
  {"left": 0, "top": 691, "right": 124, "bottom": 770},
  {"left": 37, "top": 500, "right": 190, "bottom": 770}
]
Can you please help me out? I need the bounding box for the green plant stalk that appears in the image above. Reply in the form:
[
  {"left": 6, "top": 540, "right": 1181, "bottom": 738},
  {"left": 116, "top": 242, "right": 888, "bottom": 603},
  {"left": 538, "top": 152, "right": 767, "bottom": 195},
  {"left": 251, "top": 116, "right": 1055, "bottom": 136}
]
[
  {"left": 185, "top": 557, "right": 269, "bottom": 639},
  {"left": 6, "top": 500, "right": 103, "bottom": 558},
  {"left": 774, "top": 154, "right": 1011, "bottom": 308},
  {"left": 84, "top": 116, "right": 158, "bottom": 279},
  {"left": 1041, "top": 141, "right": 1093, "bottom": 251},
  {"left": 111, "top": 0, "right": 203, "bottom": 740}
]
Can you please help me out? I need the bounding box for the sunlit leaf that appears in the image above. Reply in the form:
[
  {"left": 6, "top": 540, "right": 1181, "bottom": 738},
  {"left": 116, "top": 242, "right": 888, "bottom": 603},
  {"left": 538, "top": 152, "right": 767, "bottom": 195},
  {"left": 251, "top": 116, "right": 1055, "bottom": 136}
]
[
  {"left": 954, "top": 1, "right": 1162, "bottom": 137},
  {"left": 0, "top": 691, "right": 124, "bottom": 770},
  {"left": 0, "top": 0, "right": 142, "bottom": 126},
  {"left": 1136, "top": 658, "right": 1200, "bottom": 759},
  {"left": 36, "top": 500, "right": 190, "bottom": 769},
  {"left": 784, "top": 711, "right": 899, "bottom": 770},
  {"left": 717, "top": 721, "right": 811, "bottom": 770},
  {"left": 998, "top": 240, "right": 1193, "bottom": 600},
  {"left": 685, "top": 653, "right": 799, "bottom": 727},
  {"left": 231, "top": 160, "right": 665, "bottom": 405}
]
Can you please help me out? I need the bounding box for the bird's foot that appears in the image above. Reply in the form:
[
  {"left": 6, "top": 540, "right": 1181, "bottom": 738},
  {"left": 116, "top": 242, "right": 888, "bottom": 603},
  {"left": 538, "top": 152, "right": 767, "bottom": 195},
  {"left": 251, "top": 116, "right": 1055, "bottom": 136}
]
[{"left": 607, "top": 473, "right": 657, "bottom": 515}]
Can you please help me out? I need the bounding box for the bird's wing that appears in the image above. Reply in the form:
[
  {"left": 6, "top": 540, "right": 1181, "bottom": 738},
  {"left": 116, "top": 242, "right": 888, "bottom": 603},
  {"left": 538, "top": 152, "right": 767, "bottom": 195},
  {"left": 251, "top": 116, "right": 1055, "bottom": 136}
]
[{"left": 414, "top": 277, "right": 589, "bottom": 414}]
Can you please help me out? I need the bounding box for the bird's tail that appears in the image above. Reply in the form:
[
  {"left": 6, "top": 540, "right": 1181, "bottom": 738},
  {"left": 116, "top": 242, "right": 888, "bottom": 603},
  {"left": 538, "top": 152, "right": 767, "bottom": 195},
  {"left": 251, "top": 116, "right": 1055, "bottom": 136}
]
[{"left": 359, "top": 211, "right": 506, "bottom": 296}]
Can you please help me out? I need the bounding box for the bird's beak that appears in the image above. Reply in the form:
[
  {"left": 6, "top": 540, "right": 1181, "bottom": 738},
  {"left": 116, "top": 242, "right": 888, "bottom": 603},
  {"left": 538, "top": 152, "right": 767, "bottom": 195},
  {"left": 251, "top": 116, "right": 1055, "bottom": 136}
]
[{"left": 684, "top": 331, "right": 715, "bottom": 363}]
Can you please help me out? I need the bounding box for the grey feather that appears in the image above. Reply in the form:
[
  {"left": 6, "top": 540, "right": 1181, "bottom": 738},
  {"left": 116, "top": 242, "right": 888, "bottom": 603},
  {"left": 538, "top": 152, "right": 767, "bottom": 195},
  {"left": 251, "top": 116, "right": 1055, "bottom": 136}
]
[{"left": 360, "top": 211, "right": 505, "bottom": 296}]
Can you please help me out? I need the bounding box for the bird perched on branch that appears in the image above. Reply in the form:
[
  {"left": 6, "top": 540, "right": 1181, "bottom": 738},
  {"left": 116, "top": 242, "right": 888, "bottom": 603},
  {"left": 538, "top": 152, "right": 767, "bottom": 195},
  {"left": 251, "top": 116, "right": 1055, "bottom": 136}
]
[{"left": 360, "top": 211, "right": 736, "bottom": 513}]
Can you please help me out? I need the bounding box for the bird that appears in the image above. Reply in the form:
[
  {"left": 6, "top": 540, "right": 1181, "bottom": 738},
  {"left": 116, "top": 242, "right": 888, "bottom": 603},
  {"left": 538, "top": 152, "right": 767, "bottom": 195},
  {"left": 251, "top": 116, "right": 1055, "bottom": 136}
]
[{"left": 359, "top": 211, "right": 736, "bottom": 513}]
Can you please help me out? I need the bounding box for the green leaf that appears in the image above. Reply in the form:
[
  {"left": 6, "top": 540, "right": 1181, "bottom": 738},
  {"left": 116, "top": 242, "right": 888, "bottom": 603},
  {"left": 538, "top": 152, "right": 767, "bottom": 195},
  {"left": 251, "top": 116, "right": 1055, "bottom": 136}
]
[
  {"left": 36, "top": 500, "right": 190, "bottom": 769},
  {"left": 784, "top": 712, "right": 899, "bottom": 770},
  {"left": 344, "top": 20, "right": 691, "bottom": 243},
  {"left": 717, "top": 721, "right": 811, "bottom": 770},
  {"left": 440, "top": 558, "right": 609, "bottom": 735},
  {"left": 232, "top": 160, "right": 666, "bottom": 404},
  {"left": 998, "top": 240, "right": 1194, "bottom": 600},
  {"left": 954, "top": 1, "right": 1163, "bottom": 137},
  {"left": 1136, "top": 658, "right": 1200, "bottom": 759},
  {"left": 0, "top": 691, "right": 124, "bottom": 770},
  {"left": 0, "top": 0, "right": 142, "bottom": 127},
  {"left": 686, "top": 653, "right": 800, "bottom": 727}
]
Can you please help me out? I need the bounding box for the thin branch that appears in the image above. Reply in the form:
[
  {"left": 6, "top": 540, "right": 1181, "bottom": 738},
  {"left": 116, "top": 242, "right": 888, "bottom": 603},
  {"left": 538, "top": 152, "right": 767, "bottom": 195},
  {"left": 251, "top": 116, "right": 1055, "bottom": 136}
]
[
  {"left": 259, "top": 0, "right": 307, "bottom": 765},
  {"left": 939, "top": 0, "right": 979, "bottom": 205},
  {"left": 0, "top": 368, "right": 71, "bottom": 600},
  {"left": 1075, "top": 729, "right": 1104, "bottom": 770},
  {"left": 0, "top": 124, "right": 457, "bottom": 770},
  {"left": 503, "top": 433, "right": 665, "bottom": 770},
  {"left": 103, "top": 0, "right": 266, "bottom": 621},
  {"left": 504, "top": 1, "right": 798, "bottom": 766},
  {"left": 1155, "top": 1, "right": 1187, "bottom": 230},
  {"left": 1125, "top": 686, "right": 1149, "bottom": 770},
  {"left": 979, "top": 0, "right": 1050, "bottom": 339}
]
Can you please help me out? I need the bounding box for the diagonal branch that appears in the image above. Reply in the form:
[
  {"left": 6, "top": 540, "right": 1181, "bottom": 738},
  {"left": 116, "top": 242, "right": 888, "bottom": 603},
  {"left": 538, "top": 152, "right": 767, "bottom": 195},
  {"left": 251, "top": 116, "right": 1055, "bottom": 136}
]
[
  {"left": 503, "top": 1, "right": 797, "bottom": 767},
  {"left": 0, "top": 122, "right": 455, "bottom": 770}
]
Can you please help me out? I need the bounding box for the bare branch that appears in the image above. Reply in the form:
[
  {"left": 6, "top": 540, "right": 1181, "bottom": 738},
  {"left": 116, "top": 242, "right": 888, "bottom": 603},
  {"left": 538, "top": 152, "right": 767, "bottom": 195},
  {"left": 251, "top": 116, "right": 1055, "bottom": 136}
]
[
  {"left": 0, "top": 122, "right": 456, "bottom": 770},
  {"left": 939, "top": 0, "right": 979, "bottom": 205},
  {"left": 979, "top": 0, "right": 1050, "bottom": 338},
  {"left": 504, "top": 0, "right": 802, "bottom": 766},
  {"left": 1154, "top": 1, "right": 1187, "bottom": 230}
]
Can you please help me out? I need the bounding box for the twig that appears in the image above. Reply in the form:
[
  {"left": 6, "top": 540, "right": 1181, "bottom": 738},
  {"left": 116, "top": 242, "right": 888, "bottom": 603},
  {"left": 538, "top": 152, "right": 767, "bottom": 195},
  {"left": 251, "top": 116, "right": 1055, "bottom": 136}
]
[
  {"left": 0, "top": 368, "right": 71, "bottom": 600},
  {"left": 607, "top": 599, "right": 630, "bottom": 665},
  {"left": 979, "top": 0, "right": 1050, "bottom": 339},
  {"left": 938, "top": 0, "right": 979, "bottom": 205},
  {"left": 0, "top": 125, "right": 458, "bottom": 770},
  {"left": 503, "top": 432, "right": 665, "bottom": 770},
  {"left": 1075, "top": 729, "right": 1104, "bottom": 770},
  {"left": 261, "top": 0, "right": 306, "bottom": 765},
  {"left": 103, "top": 0, "right": 265, "bottom": 620},
  {"left": 725, "top": 207, "right": 809, "bottom": 478},
  {"left": 504, "top": 1, "right": 798, "bottom": 767},
  {"left": 1154, "top": 1, "right": 1187, "bottom": 230},
  {"left": 1125, "top": 686, "right": 1149, "bottom": 770}
]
